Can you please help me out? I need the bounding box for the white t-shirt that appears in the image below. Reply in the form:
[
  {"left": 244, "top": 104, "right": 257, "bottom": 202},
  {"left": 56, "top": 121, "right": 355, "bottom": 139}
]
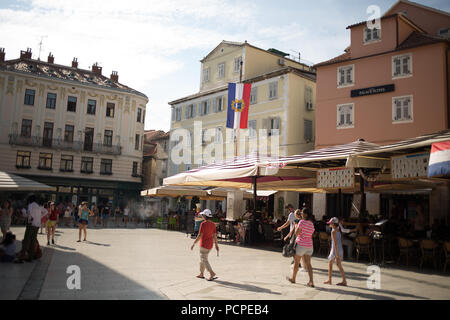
[
  {"left": 124, "top": 208, "right": 130, "bottom": 216},
  {"left": 27, "top": 202, "right": 48, "bottom": 227}
]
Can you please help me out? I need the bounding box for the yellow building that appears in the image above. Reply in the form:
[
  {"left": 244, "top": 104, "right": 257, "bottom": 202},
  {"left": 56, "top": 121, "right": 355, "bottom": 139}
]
[{"left": 168, "top": 41, "right": 317, "bottom": 217}]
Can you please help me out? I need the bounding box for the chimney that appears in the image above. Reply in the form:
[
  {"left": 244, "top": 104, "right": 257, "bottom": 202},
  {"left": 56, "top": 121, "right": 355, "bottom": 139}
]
[
  {"left": 92, "top": 63, "right": 102, "bottom": 76},
  {"left": 20, "top": 48, "right": 32, "bottom": 59},
  {"left": 110, "top": 71, "right": 119, "bottom": 83},
  {"left": 0, "top": 48, "right": 5, "bottom": 64},
  {"left": 72, "top": 58, "right": 78, "bottom": 68},
  {"left": 47, "top": 52, "right": 54, "bottom": 64}
]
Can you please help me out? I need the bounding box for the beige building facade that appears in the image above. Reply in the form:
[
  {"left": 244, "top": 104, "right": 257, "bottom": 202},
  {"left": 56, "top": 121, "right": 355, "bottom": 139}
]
[
  {"left": 0, "top": 48, "right": 148, "bottom": 208},
  {"left": 168, "top": 41, "right": 317, "bottom": 218}
]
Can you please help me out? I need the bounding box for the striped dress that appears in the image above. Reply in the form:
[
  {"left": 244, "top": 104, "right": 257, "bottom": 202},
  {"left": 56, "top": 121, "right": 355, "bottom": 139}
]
[{"left": 296, "top": 219, "right": 315, "bottom": 248}]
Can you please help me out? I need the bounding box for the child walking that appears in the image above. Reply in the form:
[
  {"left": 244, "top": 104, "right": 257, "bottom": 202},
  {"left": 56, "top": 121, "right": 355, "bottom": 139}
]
[{"left": 324, "top": 217, "right": 347, "bottom": 286}]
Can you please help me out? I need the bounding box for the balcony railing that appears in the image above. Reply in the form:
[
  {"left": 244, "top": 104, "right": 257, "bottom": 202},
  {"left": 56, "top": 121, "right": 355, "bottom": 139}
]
[{"left": 9, "top": 134, "right": 122, "bottom": 155}]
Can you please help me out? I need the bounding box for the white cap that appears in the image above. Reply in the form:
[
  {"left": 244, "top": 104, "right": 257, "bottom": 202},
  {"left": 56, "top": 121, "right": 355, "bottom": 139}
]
[
  {"left": 200, "top": 209, "right": 213, "bottom": 218},
  {"left": 327, "top": 217, "right": 339, "bottom": 225}
]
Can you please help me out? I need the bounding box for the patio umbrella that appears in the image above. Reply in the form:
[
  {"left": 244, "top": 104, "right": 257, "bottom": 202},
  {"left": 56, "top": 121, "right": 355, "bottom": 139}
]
[
  {"left": 140, "top": 185, "right": 208, "bottom": 198},
  {"left": 0, "top": 171, "right": 55, "bottom": 191}
]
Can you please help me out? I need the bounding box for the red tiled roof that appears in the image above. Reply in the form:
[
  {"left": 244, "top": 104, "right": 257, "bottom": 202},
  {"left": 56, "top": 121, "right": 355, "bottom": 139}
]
[
  {"left": 143, "top": 142, "right": 157, "bottom": 157},
  {"left": 397, "top": 31, "right": 450, "bottom": 50},
  {"left": 144, "top": 130, "right": 170, "bottom": 142},
  {"left": 314, "top": 51, "right": 352, "bottom": 68}
]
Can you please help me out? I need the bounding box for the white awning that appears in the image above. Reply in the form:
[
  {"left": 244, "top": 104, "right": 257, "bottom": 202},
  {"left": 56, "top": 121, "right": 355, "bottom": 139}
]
[{"left": 0, "top": 172, "right": 55, "bottom": 191}]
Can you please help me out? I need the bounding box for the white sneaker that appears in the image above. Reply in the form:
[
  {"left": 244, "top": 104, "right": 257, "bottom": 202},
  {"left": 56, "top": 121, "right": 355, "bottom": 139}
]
[{"left": 299, "top": 268, "right": 307, "bottom": 272}]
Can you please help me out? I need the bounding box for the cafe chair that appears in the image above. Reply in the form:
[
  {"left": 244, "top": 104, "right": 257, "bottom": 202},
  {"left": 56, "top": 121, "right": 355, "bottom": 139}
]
[
  {"left": 419, "top": 239, "right": 438, "bottom": 270},
  {"left": 318, "top": 232, "right": 331, "bottom": 256},
  {"left": 443, "top": 242, "right": 450, "bottom": 273},
  {"left": 397, "top": 237, "right": 416, "bottom": 266},
  {"left": 356, "top": 235, "right": 373, "bottom": 263}
]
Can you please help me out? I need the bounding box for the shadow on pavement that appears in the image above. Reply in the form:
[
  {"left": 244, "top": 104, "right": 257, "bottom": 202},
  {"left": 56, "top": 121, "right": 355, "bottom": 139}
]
[
  {"left": 85, "top": 241, "right": 111, "bottom": 247},
  {"left": 315, "top": 286, "right": 398, "bottom": 300},
  {"left": 213, "top": 279, "right": 282, "bottom": 296}
]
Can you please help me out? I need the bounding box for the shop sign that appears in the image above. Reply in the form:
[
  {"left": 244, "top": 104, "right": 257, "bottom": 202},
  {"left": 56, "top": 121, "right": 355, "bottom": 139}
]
[
  {"left": 317, "top": 167, "right": 355, "bottom": 189},
  {"left": 351, "top": 84, "right": 395, "bottom": 97},
  {"left": 391, "top": 152, "right": 430, "bottom": 180}
]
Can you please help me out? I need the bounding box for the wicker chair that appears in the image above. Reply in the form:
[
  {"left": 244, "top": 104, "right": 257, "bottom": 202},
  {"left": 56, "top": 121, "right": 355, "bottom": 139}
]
[
  {"left": 443, "top": 242, "right": 450, "bottom": 272},
  {"left": 318, "top": 232, "right": 331, "bottom": 256},
  {"left": 397, "top": 237, "right": 416, "bottom": 266},
  {"left": 356, "top": 235, "right": 373, "bottom": 263},
  {"left": 420, "top": 239, "right": 438, "bottom": 270}
]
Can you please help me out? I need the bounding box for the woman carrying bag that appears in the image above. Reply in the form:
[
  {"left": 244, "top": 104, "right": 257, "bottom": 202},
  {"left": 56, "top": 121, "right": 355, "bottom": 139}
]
[{"left": 284, "top": 208, "right": 315, "bottom": 287}]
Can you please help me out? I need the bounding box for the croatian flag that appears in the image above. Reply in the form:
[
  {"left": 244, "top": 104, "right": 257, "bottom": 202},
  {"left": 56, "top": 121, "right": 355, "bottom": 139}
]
[
  {"left": 226, "top": 83, "right": 252, "bottom": 129},
  {"left": 427, "top": 141, "right": 450, "bottom": 178}
]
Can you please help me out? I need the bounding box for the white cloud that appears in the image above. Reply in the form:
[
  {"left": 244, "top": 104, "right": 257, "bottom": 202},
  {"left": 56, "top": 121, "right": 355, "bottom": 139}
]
[{"left": 0, "top": 0, "right": 349, "bottom": 132}]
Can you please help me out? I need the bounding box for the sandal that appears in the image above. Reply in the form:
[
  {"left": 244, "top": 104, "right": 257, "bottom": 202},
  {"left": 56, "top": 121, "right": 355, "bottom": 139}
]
[
  {"left": 207, "top": 277, "right": 218, "bottom": 281},
  {"left": 286, "top": 276, "right": 295, "bottom": 284},
  {"left": 307, "top": 282, "right": 315, "bottom": 288},
  {"left": 196, "top": 275, "right": 205, "bottom": 279},
  {"left": 337, "top": 282, "right": 347, "bottom": 287}
]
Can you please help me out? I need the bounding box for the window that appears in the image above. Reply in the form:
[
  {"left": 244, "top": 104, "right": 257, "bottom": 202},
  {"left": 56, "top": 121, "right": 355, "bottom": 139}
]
[
  {"left": 81, "top": 157, "right": 94, "bottom": 173},
  {"left": 203, "top": 68, "right": 210, "bottom": 83},
  {"left": 392, "top": 96, "right": 413, "bottom": 123},
  {"left": 214, "top": 97, "right": 224, "bottom": 112},
  {"left": 269, "top": 82, "right": 278, "bottom": 100},
  {"left": 21, "top": 119, "right": 32, "bottom": 137},
  {"left": 392, "top": 54, "right": 412, "bottom": 78},
  {"left": 106, "top": 103, "right": 115, "bottom": 118},
  {"left": 218, "top": 63, "right": 225, "bottom": 79},
  {"left": 132, "top": 162, "right": 139, "bottom": 176},
  {"left": 186, "top": 104, "right": 196, "bottom": 119},
  {"left": 215, "top": 127, "right": 223, "bottom": 143},
  {"left": 337, "top": 104, "right": 354, "bottom": 128},
  {"left": 60, "top": 155, "right": 73, "bottom": 172},
  {"left": 100, "top": 159, "right": 113, "bottom": 175},
  {"left": 24, "top": 89, "right": 35, "bottom": 106},
  {"left": 46, "top": 93, "right": 57, "bottom": 109},
  {"left": 269, "top": 117, "right": 280, "bottom": 136},
  {"left": 338, "top": 65, "right": 354, "bottom": 87},
  {"left": 84, "top": 127, "right": 94, "bottom": 151},
  {"left": 137, "top": 108, "right": 142, "bottom": 122},
  {"left": 364, "top": 27, "right": 381, "bottom": 43},
  {"left": 16, "top": 151, "right": 31, "bottom": 168},
  {"left": 64, "top": 125, "right": 74, "bottom": 142},
  {"left": 249, "top": 120, "right": 257, "bottom": 139},
  {"left": 135, "top": 134, "right": 140, "bottom": 150},
  {"left": 201, "top": 100, "right": 210, "bottom": 116},
  {"left": 234, "top": 56, "right": 242, "bottom": 73},
  {"left": 104, "top": 130, "right": 113, "bottom": 146},
  {"left": 38, "top": 153, "right": 52, "bottom": 170},
  {"left": 304, "top": 119, "right": 313, "bottom": 142},
  {"left": 175, "top": 106, "right": 182, "bottom": 121},
  {"left": 250, "top": 87, "right": 258, "bottom": 105},
  {"left": 43, "top": 122, "right": 54, "bottom": 147},
  {"left": 87, "top": 99, "right": 96, "bottom": 115},
  {"left": 67, "top": 96, "right": 77, "bottom": 112},
  {"left": 305, "top": 86, "right": 313, "bottom": 110}
]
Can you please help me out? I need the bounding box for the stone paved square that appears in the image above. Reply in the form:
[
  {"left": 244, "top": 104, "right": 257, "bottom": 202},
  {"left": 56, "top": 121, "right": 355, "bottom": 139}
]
[{"left": 1, "top": 225, "right": 449, "bottom": 300}]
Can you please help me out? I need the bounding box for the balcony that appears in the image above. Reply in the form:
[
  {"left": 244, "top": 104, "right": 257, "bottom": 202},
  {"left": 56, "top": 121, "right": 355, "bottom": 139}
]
[{"left": 9, "top": 134, "right": 122, "bottom": 155}]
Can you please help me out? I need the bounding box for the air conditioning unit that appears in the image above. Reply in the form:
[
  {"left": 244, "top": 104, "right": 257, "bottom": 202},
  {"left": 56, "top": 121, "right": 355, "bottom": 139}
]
[{"left": 278, "top": 58, "right": 285, "bottom": 66}]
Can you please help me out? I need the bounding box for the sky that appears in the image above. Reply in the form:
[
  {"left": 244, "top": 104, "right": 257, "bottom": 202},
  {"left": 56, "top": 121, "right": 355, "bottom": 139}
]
[{"left": 0, "top": 0, "right": 449, "bottom": 132}]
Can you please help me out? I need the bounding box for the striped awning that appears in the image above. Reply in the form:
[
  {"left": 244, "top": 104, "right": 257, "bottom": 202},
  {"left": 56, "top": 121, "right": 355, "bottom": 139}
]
[
  {"left": 163, "top": 153, "right": 316, "bottom": 190},
  {"left": 0, "top": 171, "right": 54, "bottom": 191}
]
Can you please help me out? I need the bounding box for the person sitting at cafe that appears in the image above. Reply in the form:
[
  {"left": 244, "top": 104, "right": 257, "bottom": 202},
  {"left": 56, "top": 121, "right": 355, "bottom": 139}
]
[{"left": 339, "top": 218, "right": 358, "bottom": 261}]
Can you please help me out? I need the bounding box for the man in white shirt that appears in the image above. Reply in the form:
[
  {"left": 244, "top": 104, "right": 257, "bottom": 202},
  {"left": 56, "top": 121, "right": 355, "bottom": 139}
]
[
  {"left": 17, "top": 196, "right": 47, "bottom": 262},
  {"left": 339, "top": 218, "right": 358, "bottom": 261},
  {"left": 277, "top": 204, "right": 304, "bottom": 269}
]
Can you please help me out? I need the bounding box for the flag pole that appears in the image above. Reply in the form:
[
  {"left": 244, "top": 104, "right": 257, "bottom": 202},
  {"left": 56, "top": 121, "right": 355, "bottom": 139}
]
[{"left": 235, "top": 61, "right": 244, "bottom": 158}]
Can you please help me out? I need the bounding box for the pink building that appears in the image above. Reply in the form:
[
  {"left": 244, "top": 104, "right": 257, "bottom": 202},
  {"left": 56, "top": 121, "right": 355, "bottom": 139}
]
[
  {"left": 315, "top": 1, "right": 450, "bottom": 149},
  {"left": 313, "top": 1, "right": 450, "bottom": 224}
]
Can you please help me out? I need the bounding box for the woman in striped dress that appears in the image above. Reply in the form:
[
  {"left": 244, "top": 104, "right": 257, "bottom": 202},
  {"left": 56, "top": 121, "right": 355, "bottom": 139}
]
[{"left": 286, "top": 208, "right": 315, "bottom": 288}]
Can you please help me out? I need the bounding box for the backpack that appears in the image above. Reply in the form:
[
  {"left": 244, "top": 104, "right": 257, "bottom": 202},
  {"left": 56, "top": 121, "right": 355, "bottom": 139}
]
[{"left": 282, "top": 235, "right": 297, "bottom": 258}]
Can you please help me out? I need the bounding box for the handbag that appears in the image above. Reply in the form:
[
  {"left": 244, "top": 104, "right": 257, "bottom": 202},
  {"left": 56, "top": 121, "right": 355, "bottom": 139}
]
[{"left": 282, "top": 235, "right": 297, "bottom": 257}]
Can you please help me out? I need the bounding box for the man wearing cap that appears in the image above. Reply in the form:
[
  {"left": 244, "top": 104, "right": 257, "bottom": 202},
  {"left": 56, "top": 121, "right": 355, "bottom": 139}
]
[{"left": 190, "top": 209, "right": 219, "bottom": 281}]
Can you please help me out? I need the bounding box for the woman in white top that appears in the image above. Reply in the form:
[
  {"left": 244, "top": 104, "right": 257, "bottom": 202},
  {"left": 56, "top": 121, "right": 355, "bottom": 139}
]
[{"left": 123, "top": 205, "right": 130, "bottom": 228}]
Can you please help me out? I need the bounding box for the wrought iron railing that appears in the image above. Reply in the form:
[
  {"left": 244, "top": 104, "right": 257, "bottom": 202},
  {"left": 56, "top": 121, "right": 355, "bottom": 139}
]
[{"left": 9, "top": 134, "right": 122, "bottom": 155}]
